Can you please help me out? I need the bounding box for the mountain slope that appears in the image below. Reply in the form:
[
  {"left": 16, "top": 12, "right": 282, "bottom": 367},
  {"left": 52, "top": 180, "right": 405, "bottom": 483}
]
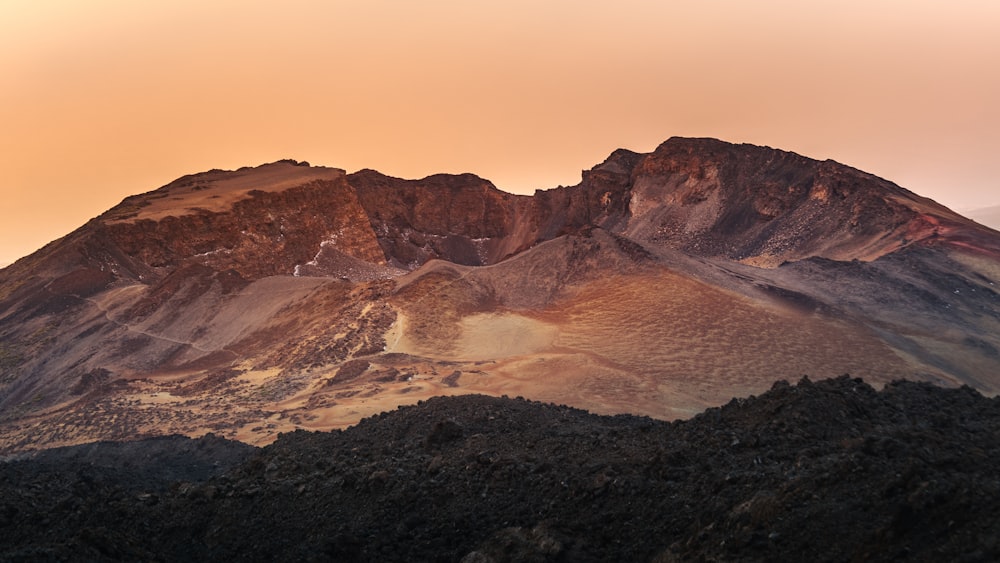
[{"left": 1, "top": 138, "right": 998, "bottom": 453}]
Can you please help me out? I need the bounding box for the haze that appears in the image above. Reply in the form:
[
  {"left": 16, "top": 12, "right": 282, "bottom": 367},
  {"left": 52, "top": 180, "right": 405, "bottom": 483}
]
[{"left": 1, "top": 0, "right": 998, "bottom": 267}]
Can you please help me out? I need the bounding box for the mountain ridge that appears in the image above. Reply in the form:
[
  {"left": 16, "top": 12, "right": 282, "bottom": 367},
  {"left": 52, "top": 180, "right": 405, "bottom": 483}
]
[{"left": 4, "top": 137, "right": 992, "bottom": 280}]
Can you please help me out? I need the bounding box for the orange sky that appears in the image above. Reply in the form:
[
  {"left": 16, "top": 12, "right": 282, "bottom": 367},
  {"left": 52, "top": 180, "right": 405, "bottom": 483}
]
[{"left": 2, "top": 1, "right": 998, "bottom": 266}]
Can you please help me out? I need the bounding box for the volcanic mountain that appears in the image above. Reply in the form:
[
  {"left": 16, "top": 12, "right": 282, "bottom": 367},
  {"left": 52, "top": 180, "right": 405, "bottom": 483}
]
[{"left": 1, "top": 137, "right": 999, "bottom": 453}]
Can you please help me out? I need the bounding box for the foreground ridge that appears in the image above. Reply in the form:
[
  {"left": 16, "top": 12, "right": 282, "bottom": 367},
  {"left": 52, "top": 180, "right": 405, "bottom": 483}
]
[{"left": 2, "top": 376, "right": 998, "bottom": 561}]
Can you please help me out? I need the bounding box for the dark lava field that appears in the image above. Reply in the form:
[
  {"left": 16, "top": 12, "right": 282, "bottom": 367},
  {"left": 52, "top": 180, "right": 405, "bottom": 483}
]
[{"left": 2, "top": 375, "right": 999, "bottom": 562}]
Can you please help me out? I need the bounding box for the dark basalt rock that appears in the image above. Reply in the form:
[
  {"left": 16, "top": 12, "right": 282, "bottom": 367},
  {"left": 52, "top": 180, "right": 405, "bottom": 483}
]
[{"left": 2, "top": 376, "right": 998, "bottom": 562}]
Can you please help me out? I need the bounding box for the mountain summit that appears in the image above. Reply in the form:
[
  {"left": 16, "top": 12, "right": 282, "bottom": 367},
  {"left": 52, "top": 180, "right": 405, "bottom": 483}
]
[{"left": 1, "top": 137, "right": 998, "bottom": 452}]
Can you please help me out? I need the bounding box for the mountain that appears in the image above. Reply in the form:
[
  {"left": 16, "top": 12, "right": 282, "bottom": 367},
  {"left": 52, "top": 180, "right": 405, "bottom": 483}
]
[{"left": 1, "top": 137, "right": 999, "bottom": 453}]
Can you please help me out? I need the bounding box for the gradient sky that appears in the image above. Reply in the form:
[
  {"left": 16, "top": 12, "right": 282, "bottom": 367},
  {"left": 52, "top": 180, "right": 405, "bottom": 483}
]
[{"left": 2, "top": 0, "right": 998, "bottom": 266}]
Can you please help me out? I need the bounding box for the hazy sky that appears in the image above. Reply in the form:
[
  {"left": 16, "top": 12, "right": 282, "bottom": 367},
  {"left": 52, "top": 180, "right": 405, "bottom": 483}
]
[{"left": 2, "top": 1, "right": 998, "bottom": 266}]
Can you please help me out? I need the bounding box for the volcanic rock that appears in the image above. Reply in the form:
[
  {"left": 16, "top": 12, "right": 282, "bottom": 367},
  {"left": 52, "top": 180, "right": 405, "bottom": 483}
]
[{"left": 1, "top": 377, "right": 998, "bottom": 561}]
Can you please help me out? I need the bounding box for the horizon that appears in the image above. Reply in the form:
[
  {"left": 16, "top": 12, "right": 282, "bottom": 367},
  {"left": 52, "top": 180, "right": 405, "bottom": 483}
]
[{"left": 2, "top": 1, "right": 998, "bottom": 266}]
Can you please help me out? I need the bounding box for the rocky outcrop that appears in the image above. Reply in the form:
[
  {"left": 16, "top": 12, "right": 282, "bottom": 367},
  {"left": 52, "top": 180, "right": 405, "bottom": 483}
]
[
  {"left": 348, "top": 170, "right": 528, "bottom": 267},
  {"left": 2, "top": 377, "right": 999, "bottom": 561},
  {"left": 624, "top": 138, "right": 996, "bottom": 265},
  {"left": 98, "top": 176, "right": 385, "bottom": 280}
]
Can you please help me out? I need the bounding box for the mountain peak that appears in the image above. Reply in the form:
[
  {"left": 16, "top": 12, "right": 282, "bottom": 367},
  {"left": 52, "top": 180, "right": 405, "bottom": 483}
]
[{"left": 620, "top": 137, "right": 997, "bottom": 265}]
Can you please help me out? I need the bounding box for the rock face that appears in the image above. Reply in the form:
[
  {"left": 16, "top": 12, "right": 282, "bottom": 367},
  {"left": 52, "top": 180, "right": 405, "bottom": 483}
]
[
  {"left": 1, "top": 137, "right": 999, "bottom": 453},
  {"left": 1, "top": 377, "right": 999, "bottom": 561},
  {"left": 625, "top": 138, "right": 973, "bottom": 266}
]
